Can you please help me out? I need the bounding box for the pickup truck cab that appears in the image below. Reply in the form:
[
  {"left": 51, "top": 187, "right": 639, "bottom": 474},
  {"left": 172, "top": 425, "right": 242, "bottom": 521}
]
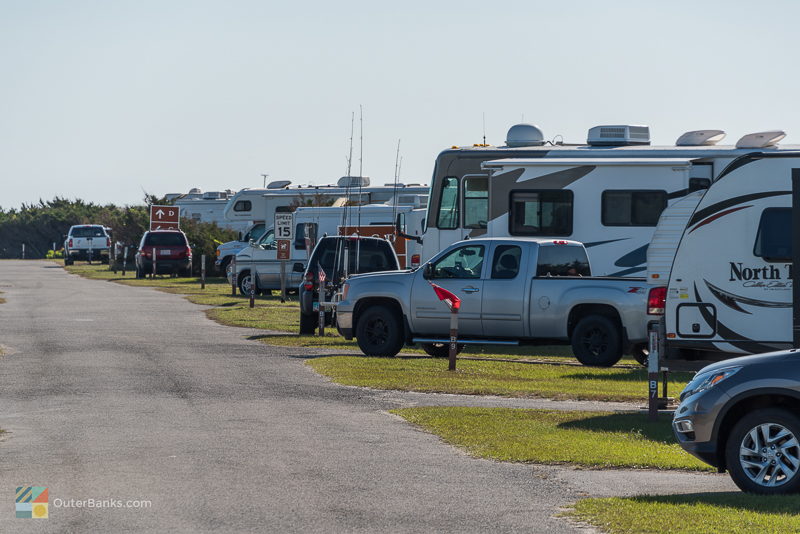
[
  {"left": 215, "top": 223, "right": 266, "bottom": 274},
  {"left": 64, "top": 225, "right": 111, "bottom": 265},
  {"left": 336, "top": 237, "right": 656, "bottom": 366}
]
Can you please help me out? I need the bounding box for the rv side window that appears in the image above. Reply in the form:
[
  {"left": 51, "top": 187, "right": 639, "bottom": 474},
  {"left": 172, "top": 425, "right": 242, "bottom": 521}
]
[
  {"left": 601, "top": 190, "right": 667, "bottom": 226},
  {"left": 509, "top": 190, "right": 572, "bottom": 236},
  {"left": 233, "top": 200, "right": 252, "bottom": 212},
  {"left": 754, "top": 208, "right": 791, "bottom": 262},
  {"left": 463, "top": 176, "right": 488, "bottom": 229},
  {"left": 536, "top": 245, "right": 591, "bottom": 277},
  {"left": 295, "top": 223, "right": 317, "bottom": 250},
  {"left": 437, "top": 177, "right": 459, "bottom": 229}
]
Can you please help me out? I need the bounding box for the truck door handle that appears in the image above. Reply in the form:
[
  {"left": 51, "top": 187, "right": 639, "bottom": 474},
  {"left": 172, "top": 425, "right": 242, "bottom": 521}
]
[{"left": 461, "top": 286, "right": 480, "bottom": 293}]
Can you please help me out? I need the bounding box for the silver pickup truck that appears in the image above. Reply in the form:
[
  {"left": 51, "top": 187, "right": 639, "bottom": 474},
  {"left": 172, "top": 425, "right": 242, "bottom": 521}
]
[{"left": 336, "top": 237, "right": 658, "bottom": 367}]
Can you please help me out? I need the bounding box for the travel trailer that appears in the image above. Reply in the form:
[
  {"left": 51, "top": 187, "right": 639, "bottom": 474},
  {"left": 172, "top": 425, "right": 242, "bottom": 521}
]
[
  {"left": 222, "top": 177, "right": 429, "bottom": 227},
  {"left": 165, "top": 188, "right": 245, "bottom": 231},
  {"left": 646, "top": 146, "right": 800, "bottom": 360},
  {"left": 418, "top": 124, "right": 791, "bottom": 276},
  {"left": 232, "top": 204, "right": 424, "bottom": 294}
]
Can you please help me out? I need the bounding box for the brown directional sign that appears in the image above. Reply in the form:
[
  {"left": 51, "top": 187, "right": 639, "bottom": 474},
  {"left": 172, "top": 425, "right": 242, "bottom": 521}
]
[
  {"left": 277, "top": 239, "right": 291, "bottom": 260},
  {"left": 150, "top": 205, "right": 180, "bottom": 231}
]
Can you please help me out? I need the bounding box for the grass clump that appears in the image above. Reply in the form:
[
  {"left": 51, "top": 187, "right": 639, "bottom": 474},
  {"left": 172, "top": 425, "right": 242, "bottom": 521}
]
[{"left": 566, "top": 493, "right": 800, "bottom": 533}]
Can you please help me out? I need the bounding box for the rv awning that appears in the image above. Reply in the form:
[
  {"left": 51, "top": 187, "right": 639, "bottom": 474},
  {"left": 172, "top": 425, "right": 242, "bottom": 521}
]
[{"left": 482, "top": 157, "right": 696, "bottom": 169}]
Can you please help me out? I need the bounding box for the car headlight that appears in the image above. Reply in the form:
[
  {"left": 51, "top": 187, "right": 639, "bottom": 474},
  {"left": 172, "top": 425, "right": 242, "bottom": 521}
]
[{"left": 680, "top": 366, "right": 742, "bottom": 401}]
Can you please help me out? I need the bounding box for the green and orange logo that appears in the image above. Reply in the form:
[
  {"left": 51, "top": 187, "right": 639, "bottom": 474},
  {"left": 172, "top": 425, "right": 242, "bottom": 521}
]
[{"left": 16, "top": 486, "right": 48, "bottom": 519}]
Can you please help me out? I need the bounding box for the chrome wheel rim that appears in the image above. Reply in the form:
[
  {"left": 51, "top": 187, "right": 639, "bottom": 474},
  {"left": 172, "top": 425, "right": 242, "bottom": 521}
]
[
  {"left": 241, "top": 275, "right": 252, "bottom": 294},
  {"left": 739, "top": 422, "right": 800, "bottom": 487}
]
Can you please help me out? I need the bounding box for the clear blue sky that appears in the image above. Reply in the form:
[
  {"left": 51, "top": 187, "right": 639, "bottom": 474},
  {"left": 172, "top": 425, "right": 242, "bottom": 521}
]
[{"left": 2, "top": 0, "right": 799, "bottom": 208}]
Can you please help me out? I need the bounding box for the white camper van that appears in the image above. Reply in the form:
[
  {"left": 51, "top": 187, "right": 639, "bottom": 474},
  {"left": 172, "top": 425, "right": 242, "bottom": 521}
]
[
  {"left": 646, "top": 143, "right": 800, "bottom": 359},
  {"left": 232, "top": 204, "right": 423, "bottom": 294},
  {"left": 417, "top": 124, "right": 785, "bottom": 276}
]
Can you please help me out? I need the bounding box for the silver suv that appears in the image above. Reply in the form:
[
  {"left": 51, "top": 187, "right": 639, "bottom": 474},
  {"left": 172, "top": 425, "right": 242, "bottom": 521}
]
[{"left": 673, "top": 349, "right": 800, "bottom": 494}]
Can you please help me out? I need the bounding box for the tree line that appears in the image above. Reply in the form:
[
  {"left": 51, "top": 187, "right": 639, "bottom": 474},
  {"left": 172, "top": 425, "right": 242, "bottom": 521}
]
[{"left": 0, "top": 196, "right": 237, "bottom": 271}]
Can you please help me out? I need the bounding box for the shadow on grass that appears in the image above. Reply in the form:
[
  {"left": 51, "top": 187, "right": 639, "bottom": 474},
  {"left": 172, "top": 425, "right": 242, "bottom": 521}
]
[
  {"left": 558, "top": 412, "right": 675, "bottom": 442},
  {"left": 628, "top": 491, "right": 800, "bottom": 512},
  {"left": 563, "top": 371, "right": 694, "bottom": 383}
]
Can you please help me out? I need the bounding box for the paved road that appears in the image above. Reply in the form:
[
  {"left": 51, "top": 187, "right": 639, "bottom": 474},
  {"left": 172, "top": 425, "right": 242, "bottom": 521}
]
[{"left": 0, "top": 261, "right": 734, "bottom": 533}]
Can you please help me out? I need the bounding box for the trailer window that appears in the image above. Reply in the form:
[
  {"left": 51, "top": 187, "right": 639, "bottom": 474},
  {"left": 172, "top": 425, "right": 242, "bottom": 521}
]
[
  {"left": 510, "top": 191, "right": 572, "bottom": 236},
  {"left": 536, "top": 245, "right": 590, "bottom": 277},
  {"left": 601, "top": 190, "right": 667, "bottom": 226},
  {"left": 233, "top": 200, "right": 252, "bottom": 212},
  {"left": 295, "top": 223, "right": 317, "bottom": 250},
  {"left": 463, "top": 176, "right": 488, "bottom": 229},
  {"left": 437, "top": 177, "right": 459, "bottom": 229},
  {"left": 754, "top": 208, "right": 791, "bottom": 262}
]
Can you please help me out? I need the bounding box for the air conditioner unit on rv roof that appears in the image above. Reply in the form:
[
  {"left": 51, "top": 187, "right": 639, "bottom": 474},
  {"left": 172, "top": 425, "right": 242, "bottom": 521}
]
[
  {"left": 337, "top": 176, "right": 371, "bottom": 188},
  {"left": 587, "top": 125, "right": 650, "bottom": 146}
]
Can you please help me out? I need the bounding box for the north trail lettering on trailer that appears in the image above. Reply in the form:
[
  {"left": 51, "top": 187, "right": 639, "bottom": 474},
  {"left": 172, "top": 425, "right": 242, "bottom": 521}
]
[{"left": 729, "top": 262, "right": 792, "bottom": 282}]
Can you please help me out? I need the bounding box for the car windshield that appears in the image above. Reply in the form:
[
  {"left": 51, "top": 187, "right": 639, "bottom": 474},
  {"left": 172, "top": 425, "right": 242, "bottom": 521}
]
[
  {"left": 71, "top": 227, "right": 106, "bottom": 238},
  {"left": 145, "top": 233, "right": 187, "bottom": 246},
  {"left": 310, "top": 238, "right": 398, "bottom": 282}
]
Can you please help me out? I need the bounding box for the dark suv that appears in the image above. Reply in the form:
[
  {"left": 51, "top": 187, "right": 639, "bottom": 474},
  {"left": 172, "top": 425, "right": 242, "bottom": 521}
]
[
  {"left": 299, "top": 236, "right": 400, "bottom": 334},
  {"left": 673, "top": 349, "right": 800, "bottom": 494},
  {"left": 135, "top": 230, "right": 192, "bottom": 278}
]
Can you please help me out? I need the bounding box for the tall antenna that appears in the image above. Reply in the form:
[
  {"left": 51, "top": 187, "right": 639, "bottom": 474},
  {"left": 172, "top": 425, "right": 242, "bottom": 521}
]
[
  {"left": 344, "top": 112, "right": 355, "bottom": 229},
  {"left": 346, "top": 112, "right": 354, "bottom": 177},
  {"left": 482, "top": 112, "right": 486, "bottom": 145},
  {"left": 358, "top": 104, "right": 364, "bottom": 228},
  {"left": 392, "top": 138, "right": 401, "bottom": 224},
  {"left": 261, "top": 173, "right": 269, "bottom": 188}
]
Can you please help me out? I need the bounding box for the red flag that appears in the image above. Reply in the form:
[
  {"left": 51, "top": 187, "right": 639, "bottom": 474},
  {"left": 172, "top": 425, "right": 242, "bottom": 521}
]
[{"left": 429, "top": 282, "right": 461, "bottom": 311}]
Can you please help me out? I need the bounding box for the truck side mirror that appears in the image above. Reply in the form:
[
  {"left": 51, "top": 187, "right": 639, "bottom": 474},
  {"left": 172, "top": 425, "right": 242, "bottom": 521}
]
[
  {"left": 422, "top": 263, "right": 433, "bottom": 279},
  {"left": 395, "top": 213, "right": 422, "bottom": 244}
]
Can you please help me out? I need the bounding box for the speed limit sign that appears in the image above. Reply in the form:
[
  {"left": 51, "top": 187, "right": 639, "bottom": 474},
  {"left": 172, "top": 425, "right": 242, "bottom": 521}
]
[{"left": 275, "top": 213, "right": 294, "bottom": 241}]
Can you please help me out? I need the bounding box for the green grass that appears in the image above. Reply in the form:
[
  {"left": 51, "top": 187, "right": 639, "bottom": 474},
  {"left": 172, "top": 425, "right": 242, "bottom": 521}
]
[
  {"left": 392, "top": 407, "right": 708, "bottom": 470},
  {"left": 308, "top": 356, "right": 690, "bottom": 402},
  {"left": 566, "top": 493, "right": 800, "bottom": 533}
]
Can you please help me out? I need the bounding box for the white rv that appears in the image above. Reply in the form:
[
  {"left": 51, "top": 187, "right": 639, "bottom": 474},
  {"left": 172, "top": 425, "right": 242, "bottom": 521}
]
[
  {"left": 418, "top": 124, "right": 790, "bottom": 276},
  {"left": 215, "top": 177, "right": 428, "bottom": 272},
  {"left": 165, "top": 188, "right": 245, "bottom": 231},
  {"left": 232, "top": 204, "right": 423, "bottom": 294},
  {"left": 646, "top": 142, "right": 800, "bottom": 359}
]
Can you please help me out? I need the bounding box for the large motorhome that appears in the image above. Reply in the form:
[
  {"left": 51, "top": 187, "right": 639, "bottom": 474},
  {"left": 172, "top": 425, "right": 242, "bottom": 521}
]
[
  {"left": 646, "top": 145, "right": 800, "bottom": 360},
  {"left": 419, "top": 124, "right": 790, "bottom": 276}
]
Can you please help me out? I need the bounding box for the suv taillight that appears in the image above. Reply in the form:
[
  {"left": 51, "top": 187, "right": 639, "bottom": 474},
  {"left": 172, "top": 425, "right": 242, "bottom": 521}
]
[
  {"left": 185, "top": 246, "right": 192, "bottom": 258},
  {"left": 106, "top": 237, "right": 110, "bottom": 247},
  {"left": 304, "top": 271, "right": 314, "bottom": 291},
  {"left": 648, "top": 286, "right": 667, "bottom": 315},
  {"left": 68, "top": 238, "right": 73, "bottom": 248}
]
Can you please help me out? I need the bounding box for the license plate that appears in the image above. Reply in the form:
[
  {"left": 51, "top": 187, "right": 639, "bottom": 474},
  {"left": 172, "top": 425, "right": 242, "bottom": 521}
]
[{"left": 160, "top": 249, "right": 171, "bottom": 255}]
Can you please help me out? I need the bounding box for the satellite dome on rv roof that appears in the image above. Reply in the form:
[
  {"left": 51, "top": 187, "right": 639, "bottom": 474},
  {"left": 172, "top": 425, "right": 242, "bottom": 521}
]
[{"left": 505, "top": 123, "right": 545, "bottom": 147}]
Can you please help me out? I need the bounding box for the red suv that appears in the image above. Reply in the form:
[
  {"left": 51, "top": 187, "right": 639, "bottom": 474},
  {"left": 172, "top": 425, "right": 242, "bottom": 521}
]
[{"left": 135, "top": 230, "right": 192, "bottom": 278}]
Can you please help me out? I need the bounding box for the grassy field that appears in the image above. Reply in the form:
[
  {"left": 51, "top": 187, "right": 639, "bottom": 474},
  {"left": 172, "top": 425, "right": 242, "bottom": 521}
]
[
  {"left": 310, "top": 356, "right": 690, "bottom": 402},
  {"left": 566, "top": 493, "right": 800, "bottom": 533},
  {"left": 393, "top": 407, "right": 708, "bottom": 470}
]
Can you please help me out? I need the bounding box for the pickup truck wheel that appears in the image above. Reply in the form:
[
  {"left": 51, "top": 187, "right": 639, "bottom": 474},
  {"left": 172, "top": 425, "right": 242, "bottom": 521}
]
[
  {"left": 571, "top": 315, "right": 622, "bottom": 367},
  {"left": 726, "top": 408, "right": 800, "bottom": 495},
  {"left": 299, "top": 312, "right": 316, "bottom": 335},
  {"left": 238, "top": 271, "right": 254, "bottom": 296},
  {"left": 356, "top": 305, "right": 404, "bottom": 357},
  {"left": 421, "top": 343, "right": 464, "bottom": 358}
]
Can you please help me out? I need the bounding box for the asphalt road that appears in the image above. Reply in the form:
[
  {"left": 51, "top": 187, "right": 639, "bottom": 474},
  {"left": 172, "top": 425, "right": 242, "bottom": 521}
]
[{"left": 0, "top": 261, "right": 734, "bottom": 533}]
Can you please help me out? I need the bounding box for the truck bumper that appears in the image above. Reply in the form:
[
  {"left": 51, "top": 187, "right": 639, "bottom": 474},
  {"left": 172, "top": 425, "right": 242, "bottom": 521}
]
[
  {"left": 139, "top": 259, "right": 192, "bottom": 274},
  {"left": 68, "top": 249, "right": 109, "bottom": 260},
  {"left": 336, "top": 307, "right": 354, "bottom": 340}
]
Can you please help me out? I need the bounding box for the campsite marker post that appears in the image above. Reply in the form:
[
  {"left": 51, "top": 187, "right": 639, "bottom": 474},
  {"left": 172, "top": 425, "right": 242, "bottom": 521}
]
[
  {"left": 430, "top": 282, "right": 462, "bottom": 371},
  {"left": 200, "top": 254, "right": 206, "bottom": 289}
]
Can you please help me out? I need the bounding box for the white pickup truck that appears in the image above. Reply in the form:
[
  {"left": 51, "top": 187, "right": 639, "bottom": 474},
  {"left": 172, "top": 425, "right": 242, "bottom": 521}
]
[
  {"left": 63, "top": 225, "right": 111, "bottom": 265},
  {"left": 336, "top": 237, "right": 660, "bottom": 366}
]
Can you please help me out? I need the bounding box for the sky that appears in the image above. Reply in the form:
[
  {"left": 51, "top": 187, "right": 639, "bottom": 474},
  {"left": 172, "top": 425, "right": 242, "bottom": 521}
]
[{"left": 2, "top": 0, "right": 800, "bottom": 209}]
